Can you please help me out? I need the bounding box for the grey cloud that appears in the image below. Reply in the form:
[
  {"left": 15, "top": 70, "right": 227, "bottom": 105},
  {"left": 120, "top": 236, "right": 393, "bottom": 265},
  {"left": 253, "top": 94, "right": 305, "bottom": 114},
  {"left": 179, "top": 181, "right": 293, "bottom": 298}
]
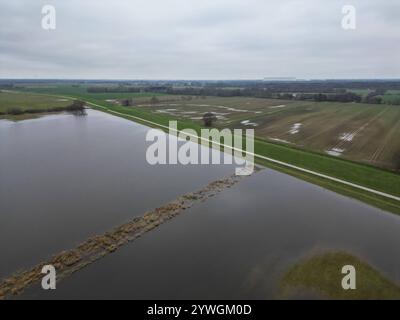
[{"left": 0, "top": 0, "right": 399, "bottom": 79}]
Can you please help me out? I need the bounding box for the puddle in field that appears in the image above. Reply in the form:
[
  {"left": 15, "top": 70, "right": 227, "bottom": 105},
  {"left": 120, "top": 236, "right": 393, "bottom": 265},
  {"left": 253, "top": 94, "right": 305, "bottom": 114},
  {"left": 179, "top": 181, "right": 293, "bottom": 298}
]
[
  {"left": 339, "top": 133, "right": 355, "bottom": 142},
  {"left": 270, "top": 105, "right": 286, "bottom": 109},
  {"left": 241, "top": 120, "right": 258, "bottom": 127},
  {"left": 326, "top": 148, "right": 345, "bottom": 157},
  {"left": 216, "top": 106, "right": 249, "bottom": 112},
  {"left": 270, "top": 138, "right": 292, "bottom": 144},
  {"left": 289, "top": 123, "right": 302, "bottom": 134},
  {"left": 155, "top": 109, "right": 178, "bottom": 115},
  {"left": 186, "top": 104, "right": 211, "bottom": 107}
]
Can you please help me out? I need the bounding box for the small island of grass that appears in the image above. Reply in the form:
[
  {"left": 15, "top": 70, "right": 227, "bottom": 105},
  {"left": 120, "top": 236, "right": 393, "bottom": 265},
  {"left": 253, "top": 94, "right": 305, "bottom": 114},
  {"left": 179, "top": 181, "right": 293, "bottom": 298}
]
[
  {"left": 280, "top": 251, "right": 400, "bottom": 300},
  {"left": 0, "top": 91, "right": 85, "bottom": 120}
]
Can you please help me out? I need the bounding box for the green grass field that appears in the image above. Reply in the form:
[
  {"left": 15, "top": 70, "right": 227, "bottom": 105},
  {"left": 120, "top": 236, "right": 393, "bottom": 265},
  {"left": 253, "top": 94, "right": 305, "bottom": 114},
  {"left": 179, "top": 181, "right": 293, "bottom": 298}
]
[
  {"left": 0, "top": 90, "right": 75, "bottom": 120},
  {"left": 0, "top": 91, "right": 73, "bottom": 113},
  {"left": 9, "top": 84, "right": 400, "bottom": 214}
]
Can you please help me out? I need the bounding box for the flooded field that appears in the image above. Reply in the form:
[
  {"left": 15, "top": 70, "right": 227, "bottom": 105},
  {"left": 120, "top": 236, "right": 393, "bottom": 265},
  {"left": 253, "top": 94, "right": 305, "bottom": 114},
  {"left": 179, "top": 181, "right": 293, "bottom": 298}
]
[
  {"left": 0, "top": 110, "right": 235, "bottom": 279},
  {"left": 1, "top": 109, "right": 400, "bottom": 299},
  {"left": 21, "top": 169, "right": 400, "bottom": 299}
]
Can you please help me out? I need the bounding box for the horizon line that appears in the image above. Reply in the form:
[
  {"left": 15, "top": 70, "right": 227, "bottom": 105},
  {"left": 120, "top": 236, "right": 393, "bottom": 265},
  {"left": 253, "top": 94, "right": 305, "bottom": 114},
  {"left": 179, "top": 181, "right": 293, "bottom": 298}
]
[{"left": 1, "top": 78, "right": 400, "bottom": 82}]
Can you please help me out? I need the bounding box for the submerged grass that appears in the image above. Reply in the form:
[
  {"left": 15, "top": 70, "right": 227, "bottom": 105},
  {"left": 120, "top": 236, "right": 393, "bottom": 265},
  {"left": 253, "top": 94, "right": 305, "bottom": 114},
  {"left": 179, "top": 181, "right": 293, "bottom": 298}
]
[{"left": 280, "top": 251, "right": 400, "bottom": 300}]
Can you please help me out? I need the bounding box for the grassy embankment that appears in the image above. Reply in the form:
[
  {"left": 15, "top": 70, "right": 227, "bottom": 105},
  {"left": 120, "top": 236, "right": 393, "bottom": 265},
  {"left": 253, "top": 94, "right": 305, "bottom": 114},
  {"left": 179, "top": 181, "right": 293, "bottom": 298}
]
[{"left": 14, "top": 86, "right": 400, "bottom": 214}]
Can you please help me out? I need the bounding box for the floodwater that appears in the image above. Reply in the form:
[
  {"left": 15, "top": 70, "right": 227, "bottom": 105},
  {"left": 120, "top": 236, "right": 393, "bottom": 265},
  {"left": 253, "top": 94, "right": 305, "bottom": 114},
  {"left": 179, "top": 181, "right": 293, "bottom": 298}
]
[
  {"left": 0, "top": 110, "right": 235, "bottom": 279},
  {"left": 23, "top": 169, "right": 400, "bottom": 299},
  {"left": 1, "top": 110, "right": 400, "bottom": 299}
]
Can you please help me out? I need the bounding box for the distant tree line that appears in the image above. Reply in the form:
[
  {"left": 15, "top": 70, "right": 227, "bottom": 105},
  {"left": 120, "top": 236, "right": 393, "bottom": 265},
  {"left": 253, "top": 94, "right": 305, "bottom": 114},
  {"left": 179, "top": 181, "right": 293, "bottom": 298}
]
[
  {"left": 4, "top": 100, "right": 85, "bottom": 115},
  {"left": 83, "top": 80, "right": 400, "bottom": 105},
  {"left": 154, "top": 87, "right": 364, "bottom": 103},
  {"left": 119, "top": 96, "right": 161, "bottom": 107},
  {"left": 200, "top": 80, "right": 400, "bottom": 92},
  {"left": 362, "top": 89, "right": 386, "bottom": 104},
  {"left": 87, "top": 86, "right": 142, "bottom": 93},
  {"left": 157, "top": 87, "right": 398, "bottom": 105},
  {"left": 298, "top": 92, "right": 362, "bottom": 103}
]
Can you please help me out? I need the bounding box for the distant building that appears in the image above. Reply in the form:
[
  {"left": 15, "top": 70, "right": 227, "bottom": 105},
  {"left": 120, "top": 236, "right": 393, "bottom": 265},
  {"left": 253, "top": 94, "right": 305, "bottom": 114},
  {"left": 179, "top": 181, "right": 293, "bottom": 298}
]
[{"left": 263, "top": 77, "right": 297, "bottom": 81}]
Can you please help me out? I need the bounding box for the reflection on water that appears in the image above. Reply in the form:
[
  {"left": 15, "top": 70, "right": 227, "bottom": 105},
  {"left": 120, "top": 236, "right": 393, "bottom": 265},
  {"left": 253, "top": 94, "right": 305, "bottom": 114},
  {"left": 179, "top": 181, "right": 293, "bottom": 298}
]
[
  {"left": 0, "top": 110, "right": 235, "bottom": 279},
  {"left": 70, "top": 109, "right": 87, "bottom": 117}
]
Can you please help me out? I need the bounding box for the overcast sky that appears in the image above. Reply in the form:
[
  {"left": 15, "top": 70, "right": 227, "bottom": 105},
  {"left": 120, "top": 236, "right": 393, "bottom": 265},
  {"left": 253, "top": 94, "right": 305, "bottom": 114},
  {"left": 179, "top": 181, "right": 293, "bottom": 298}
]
[{"left": 0, "top": 0, "right": 399, "bottom": 79}]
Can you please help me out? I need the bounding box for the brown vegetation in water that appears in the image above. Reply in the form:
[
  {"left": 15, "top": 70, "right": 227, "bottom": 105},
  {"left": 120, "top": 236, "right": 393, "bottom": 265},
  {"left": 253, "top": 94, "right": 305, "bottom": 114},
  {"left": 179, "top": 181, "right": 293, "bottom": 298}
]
[{"left": 0, "top": 171, "right": 257, "bottom": 299}]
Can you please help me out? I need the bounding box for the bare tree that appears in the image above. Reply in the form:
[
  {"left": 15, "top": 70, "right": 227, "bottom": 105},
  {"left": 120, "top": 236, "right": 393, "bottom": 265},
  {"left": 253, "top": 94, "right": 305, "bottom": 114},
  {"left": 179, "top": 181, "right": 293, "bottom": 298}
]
[
  {"left": 121, "top": 99, "right": 133, "bottom": 107},
  {"left": 150, "top": 96, "right": 159, "bottom": 104},
  {"left": 203, "top": 112, "right": 217, "bottom": 127}
]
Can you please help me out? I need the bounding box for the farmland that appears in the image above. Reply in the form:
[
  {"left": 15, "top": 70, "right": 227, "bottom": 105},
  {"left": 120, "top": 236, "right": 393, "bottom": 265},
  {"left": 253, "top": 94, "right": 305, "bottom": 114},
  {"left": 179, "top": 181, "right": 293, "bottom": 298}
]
[{"left": 125, "top": 96, "right": 400, "bottom": 172}]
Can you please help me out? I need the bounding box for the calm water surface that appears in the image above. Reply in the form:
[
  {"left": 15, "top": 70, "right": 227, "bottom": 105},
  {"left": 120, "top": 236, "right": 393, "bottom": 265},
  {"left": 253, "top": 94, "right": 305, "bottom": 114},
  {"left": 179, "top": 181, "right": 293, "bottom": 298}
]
[
  {"left": 24, "top": 168, "right": 400, "bottom": 299},
  {"left": 0, "top": 110, "right": 235, "bottom": 279}
]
